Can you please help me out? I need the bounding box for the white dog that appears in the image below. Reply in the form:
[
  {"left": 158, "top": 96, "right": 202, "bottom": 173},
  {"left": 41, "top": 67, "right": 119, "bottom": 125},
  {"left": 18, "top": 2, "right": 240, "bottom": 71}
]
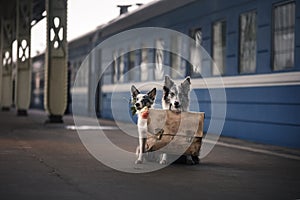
[{"left": 131, "top": 85, "right": 156, "bottom": 164}]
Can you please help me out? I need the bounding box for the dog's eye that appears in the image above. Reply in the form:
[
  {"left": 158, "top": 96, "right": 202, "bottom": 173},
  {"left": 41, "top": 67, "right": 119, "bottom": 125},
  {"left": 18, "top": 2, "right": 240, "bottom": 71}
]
[
  {"left": 136, "top": 98, "right": 139, "bottom": 101},
  {"left": 143, "top": 96, "right": 146, "bottom": 99},
  {"left": 170, "top": 92, "right": 175, "bottom": 97}
]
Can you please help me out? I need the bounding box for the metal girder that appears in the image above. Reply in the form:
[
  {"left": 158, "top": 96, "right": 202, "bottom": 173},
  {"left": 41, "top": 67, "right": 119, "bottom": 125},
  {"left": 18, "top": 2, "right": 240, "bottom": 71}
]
[
  {"left": 44, "top": 0, "right": 68, "bottom": 123},
  {"left": 15, "top": 0, "right": 32, "bottom": 116},
  {"left": 0, "top": 0, "right": 44, "bottom": 112},
  {"left": 0, "top": 19, "right": 14, "bottom": 110},
  {"left": 0, "top": 0, "right": 45, "bottom": 25}
]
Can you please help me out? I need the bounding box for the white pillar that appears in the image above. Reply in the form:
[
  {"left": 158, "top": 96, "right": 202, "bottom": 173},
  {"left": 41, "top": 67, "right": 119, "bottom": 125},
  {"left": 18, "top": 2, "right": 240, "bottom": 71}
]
[
  {"left": 15, "top": 0, "right": 32, "bottom": 116},
  {"left": 44, "top": 0, "right": 68, "bottom": 122},
  {"left": 0, "top": 19, "right": 14, "bottom": 111}
]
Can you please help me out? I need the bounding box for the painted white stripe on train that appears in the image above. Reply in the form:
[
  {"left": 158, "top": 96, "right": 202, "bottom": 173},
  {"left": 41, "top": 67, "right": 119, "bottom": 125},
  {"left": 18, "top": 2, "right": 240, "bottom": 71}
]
[
  {"left": 102, "top": 71, "right": 300, "bottom": 92},
  {"left": 205, "top": 139, "right": 300, "bottom": 161}
]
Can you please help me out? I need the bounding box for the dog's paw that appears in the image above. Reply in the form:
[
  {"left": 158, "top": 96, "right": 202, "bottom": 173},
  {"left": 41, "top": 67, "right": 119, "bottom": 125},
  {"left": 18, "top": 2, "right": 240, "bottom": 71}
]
[
  {"left": 192, "top": 156, "right": 200, "bottom": 164},
  {"left": 159, "top": 159, "right": 167, "bottom": 165},
  {"left": 135, "top": 159, "right": 143, "bottom": 164},
  {"left": 186, "top": 155, "right": 195, "bottom": 165}
]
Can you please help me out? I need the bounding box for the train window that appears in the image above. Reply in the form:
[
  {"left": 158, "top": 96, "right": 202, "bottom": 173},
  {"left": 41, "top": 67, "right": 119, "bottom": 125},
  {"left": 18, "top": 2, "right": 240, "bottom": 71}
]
[
  {"left": 128, "top": 49, "right": 135, "bottom": 82},
  {"left": 118, "top": 49, "right": 125, "bottom": 83},
  {"left": 190, "top": 28, "right": 202, "bottom": 76},
  {"left": 140, "top": 46, "right": 149, "bottom": 82},
  {"left": 112, "top": 51, "right": 118, "bottom": 83},
  {"left": 272, "top": 1, "right": 295, "bottom": 70},
  {"left": 239, "top": 11, "right": 257, "bottom": 73},
  {"left": 155, "top": 39, "right": 164, "bottom": 80},
  {"left": 212, "top": 20, "right": 227, "bottom": 76},
  {"left": 75, "top": 59, "right": 88, "bottom": 87},
  {"left": 170, "top": 35, "right": 184, "bottom": 78}
]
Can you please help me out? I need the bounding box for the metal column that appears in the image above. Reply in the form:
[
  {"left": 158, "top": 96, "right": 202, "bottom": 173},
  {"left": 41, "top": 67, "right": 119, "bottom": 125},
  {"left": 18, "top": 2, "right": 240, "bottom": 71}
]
[
  {"left": 0, "top": 21, "right": 2, "bottom": 107},
  {"left": 15, "top": 0, "right": 32, "bottom": 116},
  {"left": 44, "top": 0, "right": 68, "bottom": 123},
  {"left": 0, "top": 19, "right": 14, "bottom": 111}
]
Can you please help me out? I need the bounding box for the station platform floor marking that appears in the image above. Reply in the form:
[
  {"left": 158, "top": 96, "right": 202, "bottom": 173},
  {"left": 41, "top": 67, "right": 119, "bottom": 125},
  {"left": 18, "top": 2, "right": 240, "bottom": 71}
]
[
  {"left": 65, "top": 124, "right": 300, "bottom": 161},
  {"left": 205, "top": 139, "right": 300, "bottom": 161},
  {"left": 65, "top": 125, "right": 119, "bottom": 130}
]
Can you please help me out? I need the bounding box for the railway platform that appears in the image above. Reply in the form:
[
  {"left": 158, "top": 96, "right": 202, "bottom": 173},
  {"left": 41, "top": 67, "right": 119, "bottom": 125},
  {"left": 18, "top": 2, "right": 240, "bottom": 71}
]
[{"left": 0, "top": 109, "right": 300, "bottom": 200}]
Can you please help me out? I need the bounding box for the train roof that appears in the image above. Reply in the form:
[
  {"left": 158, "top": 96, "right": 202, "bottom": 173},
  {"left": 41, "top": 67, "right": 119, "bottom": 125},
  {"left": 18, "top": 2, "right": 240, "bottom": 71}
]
[
  {"left": 69, "top": 0, "right": 195, "bottom": 47},
  {"left": 96, "top": 0, "right": 195, "bottom": 37}
]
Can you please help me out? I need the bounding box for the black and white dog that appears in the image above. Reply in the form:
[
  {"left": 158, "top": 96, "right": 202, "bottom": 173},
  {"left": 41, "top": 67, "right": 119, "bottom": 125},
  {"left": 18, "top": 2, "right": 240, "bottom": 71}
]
[
  {"left": 162, "top": 75, "right": 191, "bottom": 112},
  {"left": 131, "top": 85, "right": 156, "bottom": 164},
  {"left": 161, "top": 75, "right": 198, "bottom": 164}
]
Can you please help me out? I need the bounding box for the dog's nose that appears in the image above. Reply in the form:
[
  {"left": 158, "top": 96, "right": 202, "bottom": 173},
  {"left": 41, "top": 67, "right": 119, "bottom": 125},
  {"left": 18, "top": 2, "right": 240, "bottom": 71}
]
[
  {"left": 174, "top": 101, "right": 180, "bottom": 107},
  {"left": 135, "top": 103, "right": 140, "bottom": 107}
]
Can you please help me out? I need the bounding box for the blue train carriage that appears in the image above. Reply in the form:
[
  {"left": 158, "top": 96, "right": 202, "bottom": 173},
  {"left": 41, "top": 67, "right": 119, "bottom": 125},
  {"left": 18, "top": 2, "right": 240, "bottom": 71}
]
[
  {"left": 31, "top": 0, "right": 298, "bottom": 148},
  {"left": 91, "top": 0, "right": 300, "bottom": 148},
  {"left": 68, "top": 30, "right": 98, "bottom": 116}
]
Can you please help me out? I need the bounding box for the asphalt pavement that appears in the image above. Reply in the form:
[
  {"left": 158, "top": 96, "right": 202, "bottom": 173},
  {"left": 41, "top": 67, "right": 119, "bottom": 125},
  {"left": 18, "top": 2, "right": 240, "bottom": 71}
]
[{"left": 0, "top": 109, "right": 300, "bottom": 200}]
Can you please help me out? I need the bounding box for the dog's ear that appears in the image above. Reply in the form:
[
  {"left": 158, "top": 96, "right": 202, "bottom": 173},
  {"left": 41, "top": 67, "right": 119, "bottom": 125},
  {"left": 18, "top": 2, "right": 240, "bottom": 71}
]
[
  {"left": 181, "top": 76, "right": 191, "bottom": 91},
  {"left": 163, "top": 86, "right": 169, "bottom": 93},
  {"left": 164, "top": 75, "right": 174, "bottom": 88},
  {"left": 185, "top": 76, "right": 191, "bottom": 84},
  {"left": 147, "top": 88, "right": 156, "bottom": 100},
  {"left": 131, "top": 85, "right": 140, "bottom": 98},
  {"left": 163, "top": 86, "right": 170, "bottom": 101}
]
